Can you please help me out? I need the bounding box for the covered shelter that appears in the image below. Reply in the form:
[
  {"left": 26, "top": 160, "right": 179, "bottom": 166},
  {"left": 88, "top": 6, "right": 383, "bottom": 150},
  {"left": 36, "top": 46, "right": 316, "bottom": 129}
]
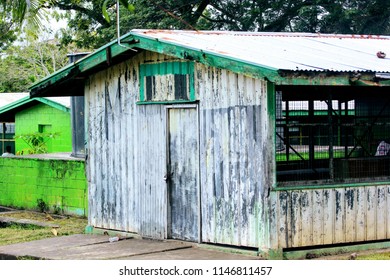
[{"left": 29, "top": 30, "right": 390, "bottom": 258}]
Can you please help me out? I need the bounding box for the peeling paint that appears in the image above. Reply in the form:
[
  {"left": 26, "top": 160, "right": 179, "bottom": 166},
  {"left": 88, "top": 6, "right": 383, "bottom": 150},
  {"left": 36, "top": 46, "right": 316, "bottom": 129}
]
[
  {"left": 346, "top": 189, "right": 354, "bottom": 209},
  {"left": 335, "top": 190, "right": 342, "bottom": 218}
]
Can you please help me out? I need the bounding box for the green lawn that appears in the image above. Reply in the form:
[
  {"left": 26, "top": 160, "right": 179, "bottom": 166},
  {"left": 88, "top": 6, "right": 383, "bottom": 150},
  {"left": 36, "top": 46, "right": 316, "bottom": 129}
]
[
  {"left": 0, "top": 211, "right": 87, "bottom": 246},
  {"left": 276, "top": 150, "right": 347, "bottom": 162}
]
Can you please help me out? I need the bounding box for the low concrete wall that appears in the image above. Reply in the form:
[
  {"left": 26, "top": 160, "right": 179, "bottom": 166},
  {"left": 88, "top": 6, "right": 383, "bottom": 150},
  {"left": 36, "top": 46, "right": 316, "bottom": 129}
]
[{"left": 0, "top": 153, "right": 87, "bottom": 216}]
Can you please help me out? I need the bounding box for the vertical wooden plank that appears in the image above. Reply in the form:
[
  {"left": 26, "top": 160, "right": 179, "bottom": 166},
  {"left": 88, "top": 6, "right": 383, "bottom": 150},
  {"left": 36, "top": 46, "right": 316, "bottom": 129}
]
[
  {"left": 376, "top": 186, "right": 386, "bottom": 240},
  {"left": 97, "top": 71, "right": 107, "bottom": 229},
  {"left": 119, "top": 62, "right": 129, "bottom": 232},
  {"left": 290, "top": 190, "right": 300, "bottom": 247},
  {"left": 211, "top": 67, "right": 227, "bottom": 244},
  {"left": 345, "top": 188, "right": 356, "bottom": 242},
  {"left": 387, "top": 186, "right": 390, "bottom": 239},
  {"left": 300, "top": 190, "right": 313, "bottom": 246},
  {"left": 312, "top": 190, "right": 323, "bottom": 245},
  {"left": 201, "top": 64, "right": 216, "bottom": 244},
  {"left": 277, "top": 191, "right": 289, "bottom": 248},
  {"left": 322, "top": 189, "right": 333, "bottom": 244},
  {"left": 366, "top": 187, "right": 376, "bottom": 240},
  {"left": 333, "top": 189, "right": 345, "bottom": 243},
  {"left": 228, "top": 71, "right": 241, "bottom": 246},
  {"left": 85, "top": 77, "right": 97, "bottom": 228},
  {"left": 355, "top": 187, "right": 366, "bottom": 241}
]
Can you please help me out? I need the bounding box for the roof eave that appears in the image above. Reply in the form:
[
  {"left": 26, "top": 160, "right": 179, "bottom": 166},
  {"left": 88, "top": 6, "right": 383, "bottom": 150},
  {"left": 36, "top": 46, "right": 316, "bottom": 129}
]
[
  {"left": 29, "top": 34, "right": 139, "bottom": 97},
  {"left": 0, "top": 96, "right": 70, "bottom": 115},
  {"left": 30, "top": 32, "right": 281, "bottom": 98},
  {"left": 274, "top": 70, "right": 390, "bottom": 86},
  {"left": 126, "top": 33, "right": 280, "bottom": 82}
]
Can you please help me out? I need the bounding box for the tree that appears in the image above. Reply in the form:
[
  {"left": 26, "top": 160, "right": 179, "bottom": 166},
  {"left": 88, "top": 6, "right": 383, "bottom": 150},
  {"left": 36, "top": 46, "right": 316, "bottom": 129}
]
[
  {"left": 0, "top": 36, "right": 83, "bottom": 92},
  {"left": 43, "top": 0, "right": 390, "bottom": 50},
  {"left": 0, "top": 1, "right": 52, "bottom": 50},
  {"left": 14, "top": 131, "right": 60, "bottom": 155},
  {"left": 48, "top": 0, "right": 215, "bottom": 49}
]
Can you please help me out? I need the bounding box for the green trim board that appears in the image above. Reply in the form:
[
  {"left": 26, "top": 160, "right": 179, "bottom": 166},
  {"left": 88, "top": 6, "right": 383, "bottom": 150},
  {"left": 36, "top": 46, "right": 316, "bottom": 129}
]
[
  {"left": 273, "top": 180, "right": 390, "bottom": 191},
  {"left": 128, "top": 33, "right": 280, "bottom": 83},
  {"left": 34, "top": 98, "right": 70, "bottom": 113},
  {"left": 137, "top": 100, "right": 198, "bottom": 105}
]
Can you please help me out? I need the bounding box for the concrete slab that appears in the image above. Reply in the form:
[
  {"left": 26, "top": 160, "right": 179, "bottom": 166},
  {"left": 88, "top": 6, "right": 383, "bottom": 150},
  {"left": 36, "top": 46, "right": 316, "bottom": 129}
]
[
  {"left": 0, "top": 234, "right": 262, "bottom": 260},
  {"left": 115, "top": 247, "right": 261, "bottom": 260}
]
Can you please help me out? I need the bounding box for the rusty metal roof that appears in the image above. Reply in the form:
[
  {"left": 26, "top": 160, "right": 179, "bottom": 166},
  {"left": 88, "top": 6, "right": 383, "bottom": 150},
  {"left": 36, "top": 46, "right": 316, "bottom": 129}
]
[
  {"left": 29, "top": 30, "right": 390, "bottom": 97},
  {"left": 132, "top": 30, "right": 390, "bottom": 73}
]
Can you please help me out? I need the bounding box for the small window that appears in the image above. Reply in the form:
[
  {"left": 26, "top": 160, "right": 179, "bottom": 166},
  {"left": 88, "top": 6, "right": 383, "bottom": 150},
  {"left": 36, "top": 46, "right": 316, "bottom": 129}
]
[
  {"left": 38, "top": 124, "right": 52, "bottom": 133},
  {"left": 139, "top": 61, "right": 195, "bottom": 103}
]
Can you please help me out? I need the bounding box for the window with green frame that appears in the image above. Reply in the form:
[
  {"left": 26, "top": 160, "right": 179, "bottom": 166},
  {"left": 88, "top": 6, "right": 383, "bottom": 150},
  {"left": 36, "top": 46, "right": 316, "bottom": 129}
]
[
  {"left": 0, "top": 122, "right": 15, "bottom": 154},
  {"left": 138, "top": 61, "right": 195, "bottom": 104},
  {"left": 276, "top": 88, "right": 390, "bottom": 187}
]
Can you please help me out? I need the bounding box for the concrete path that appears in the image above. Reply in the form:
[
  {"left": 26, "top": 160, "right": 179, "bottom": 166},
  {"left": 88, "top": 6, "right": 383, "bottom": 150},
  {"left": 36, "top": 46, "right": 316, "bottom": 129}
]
[{"left": 0, "top": 234, "right": 262, "bottom": 260}]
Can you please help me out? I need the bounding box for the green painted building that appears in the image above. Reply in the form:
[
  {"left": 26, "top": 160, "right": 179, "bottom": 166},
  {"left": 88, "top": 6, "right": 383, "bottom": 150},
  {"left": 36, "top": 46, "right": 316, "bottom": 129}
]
[{"left": 0, "top": 94, "right": 72, "bottom": 155}]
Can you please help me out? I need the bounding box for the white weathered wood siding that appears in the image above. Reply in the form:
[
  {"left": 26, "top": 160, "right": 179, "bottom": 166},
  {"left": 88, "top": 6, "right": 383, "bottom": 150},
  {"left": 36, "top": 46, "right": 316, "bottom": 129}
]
[
  {"left": 85, "top": 51, "right": 274, "bottom": 248},
  {"left": 196, "top": 65, "right": 273, "bottom": 248},
  {"left": 270, "top": 185, "right": 390, "bottom": 248},
  {"left": 86, "top": 52, "right": 169, "bottom": 239}
]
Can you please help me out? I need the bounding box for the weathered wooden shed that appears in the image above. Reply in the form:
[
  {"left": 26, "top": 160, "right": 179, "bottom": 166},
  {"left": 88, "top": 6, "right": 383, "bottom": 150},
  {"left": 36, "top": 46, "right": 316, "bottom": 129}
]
[{"left": 29, "top": 30, "right": 390, "bottom": 258}]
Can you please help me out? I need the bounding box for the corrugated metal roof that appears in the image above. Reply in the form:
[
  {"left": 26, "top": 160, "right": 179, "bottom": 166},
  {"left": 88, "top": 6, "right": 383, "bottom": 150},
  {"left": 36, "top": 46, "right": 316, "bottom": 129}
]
[
  {"left": 132, "top": 30, "right": 390, "bottom": 72},
  {"left": 29, "top": 30, "right": 390, "bottom": 97}
]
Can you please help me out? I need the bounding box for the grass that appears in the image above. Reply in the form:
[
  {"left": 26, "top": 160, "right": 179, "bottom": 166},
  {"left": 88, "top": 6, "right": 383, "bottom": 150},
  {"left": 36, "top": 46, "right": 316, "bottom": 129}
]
[
  {"left": 0, "top": 210, "right": 88, "bottom": 246},
  {"left": 276, "top": 150, "right": 348, "bottom": 162},
  {"left": 357, "top": 252, "right": 390, "bottom": 260}
]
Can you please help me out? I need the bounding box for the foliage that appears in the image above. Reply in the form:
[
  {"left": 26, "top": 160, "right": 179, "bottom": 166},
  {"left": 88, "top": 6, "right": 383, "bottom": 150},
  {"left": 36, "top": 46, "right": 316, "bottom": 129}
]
[
  {"left": 102, "top": 0, "right": 135, "bottom": 23},
  {"left": 356, "top": 252, "right": 390, "bottom": 260},
  {"left": 2, "top": 1, "right": 390, "bottom": 91},
  {"left": 0, "top": 37, "right": 84, "bottom": 92},
  {"left": 14, "top": 131, "right": 60, "bottom": 155},
  {"left": 0, "top": 0, "right": 56, "bottom": 51},
  {"left": 3, "top": 1, "right": 390, "bottom": 51},
  {"left": 0, "top": 1, "right": 20, "bottom": 50},
  {"left": 33, "top": 0, "right": 390, "bottom": 51},
  {"left": 36, "top": 198, "right": 49, "bottom": 213}
]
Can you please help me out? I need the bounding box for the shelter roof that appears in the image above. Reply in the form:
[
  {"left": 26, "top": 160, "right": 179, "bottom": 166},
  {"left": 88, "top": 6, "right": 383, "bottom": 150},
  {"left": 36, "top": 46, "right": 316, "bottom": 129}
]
[
  {"left": 0, "top": 94, "right": 70, "bottom": 122},
  {"left": 29, "top": 30, "right": 390, "bottom": 97}
]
